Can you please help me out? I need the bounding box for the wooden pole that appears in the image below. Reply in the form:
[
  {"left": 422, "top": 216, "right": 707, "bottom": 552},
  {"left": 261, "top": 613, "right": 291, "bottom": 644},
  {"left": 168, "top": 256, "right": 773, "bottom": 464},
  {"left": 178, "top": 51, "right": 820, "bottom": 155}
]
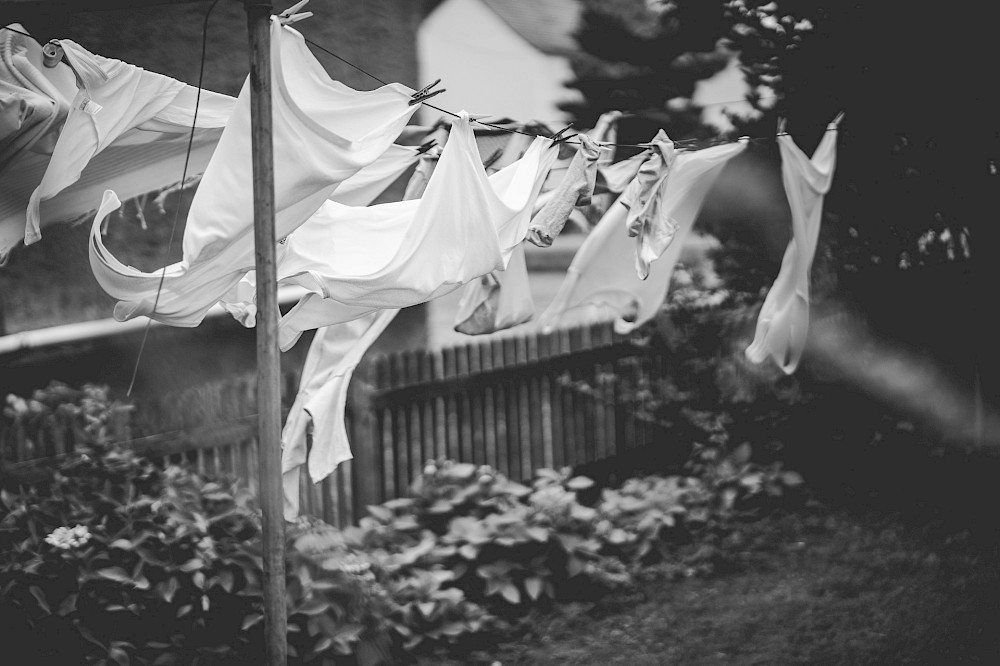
[
  {"left": 1, "top": 0, "right": 288, "bottom": 659},
  {"left": 244, "top": 3, "right": 287, "bottom": 665}
]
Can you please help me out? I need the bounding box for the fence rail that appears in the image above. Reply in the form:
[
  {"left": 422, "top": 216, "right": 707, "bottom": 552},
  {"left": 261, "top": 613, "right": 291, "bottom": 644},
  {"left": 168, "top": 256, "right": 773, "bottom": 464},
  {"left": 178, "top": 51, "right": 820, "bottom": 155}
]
[{"left": 2, "top": 320, "right": 669, "bottom": 526}]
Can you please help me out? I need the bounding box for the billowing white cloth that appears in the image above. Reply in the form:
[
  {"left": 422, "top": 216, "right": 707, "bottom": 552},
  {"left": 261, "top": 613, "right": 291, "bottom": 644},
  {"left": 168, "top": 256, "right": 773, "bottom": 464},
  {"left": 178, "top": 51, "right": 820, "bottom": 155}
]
[
  {"left": 281, "top": 143, "right": 443, "bottom": 519},
  {"left": 89, "top": 18, "right": 418, "bottom": 329},
  {"left": 526, "top": 133, "right": 602, "bottom": 248},
  {"left": 595, "top": 149, "right": 648, "bottom": 195},
  {"left": 621, "top": 130, "right": 677, "bottom": 279},
  {"left": 219, "top": 142, "right": 424, "bottom": 328},
  {"left": 281, "top": 309, "right": 395, "bottom": 521},
  {"left": 745, "top": 115, "right": 842, "bottom": 374},
  {"left": 589, "top": 110, "right": 622, "bottom": 168},
  {"left": 27, "top": 38, "right": 182, "bottom": 244},
  {"left": 486, "top": 127, "right": 534, "bottom": 174},
  {"left": 0, "top": 27, "right": 234, "bottom": 264},
  {"left": 453, "top": 242, "right": 533, "bottom": 335},
  {"left": 455, "top": 131, "right": 608, "bottom": 336},
  {"left": 401, "top": 146, "right": 441, "bottom": 200},
  {"left": 539, "top": 140, "right": 746, "bottom": 334},
  {"left": 1, "top": 24, "right": 75, "bottom": 170},
  {"left": 273, "top": 112, "right": 557, "bottom": 350},
  {"left": 323, "top": 143, "right": 421, "bottom": 207},
  {"left": 523, "top": 112, "right": 621, "bottom": 235}
]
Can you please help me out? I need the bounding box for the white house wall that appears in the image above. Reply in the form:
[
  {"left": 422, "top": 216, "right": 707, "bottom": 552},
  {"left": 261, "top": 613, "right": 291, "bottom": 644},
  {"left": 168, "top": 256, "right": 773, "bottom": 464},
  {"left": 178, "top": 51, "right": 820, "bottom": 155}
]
[{"left": 418, "top": 0, "right": 579, "bottom": 126}]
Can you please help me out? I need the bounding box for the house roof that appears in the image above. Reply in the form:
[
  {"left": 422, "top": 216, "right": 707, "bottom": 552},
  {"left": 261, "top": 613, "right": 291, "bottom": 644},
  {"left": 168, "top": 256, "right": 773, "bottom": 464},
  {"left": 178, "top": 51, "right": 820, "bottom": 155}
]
[{"left": 480, "top": 0, "right": 582, "bottom": 56}]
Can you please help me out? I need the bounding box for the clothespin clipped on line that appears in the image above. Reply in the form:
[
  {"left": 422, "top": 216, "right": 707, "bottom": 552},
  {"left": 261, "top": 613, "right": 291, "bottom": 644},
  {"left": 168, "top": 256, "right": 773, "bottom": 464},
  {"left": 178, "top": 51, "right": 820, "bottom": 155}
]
[
  {"left": 42, "top": 39, "right": 88, "bottom": 96},
  {"left": 416, "top": 139, "right": 436, "bottom": 154},
  {"left": 410, "top": 79, "right": 445, "bottom": 106},
  {"left": 278, "top": 0, "right": 313, "bottom": 25},
  {"left": 41, "top": 40, "right": 67, "bottom": 68},
  {"left": 549, "top": 124, "right": 575, "bottom": 144}
]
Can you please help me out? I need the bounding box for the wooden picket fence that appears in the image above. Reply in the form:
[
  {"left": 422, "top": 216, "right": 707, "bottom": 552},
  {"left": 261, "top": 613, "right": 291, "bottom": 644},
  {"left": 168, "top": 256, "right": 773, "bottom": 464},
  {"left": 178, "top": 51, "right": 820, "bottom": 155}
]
[{"left": 1, "top": 320, "right": 670, "bottom": 527}]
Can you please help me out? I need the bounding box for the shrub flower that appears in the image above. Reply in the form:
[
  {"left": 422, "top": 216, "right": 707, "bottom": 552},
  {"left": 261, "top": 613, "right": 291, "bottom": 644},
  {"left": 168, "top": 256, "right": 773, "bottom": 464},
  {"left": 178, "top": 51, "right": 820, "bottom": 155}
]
[{"left": 44, "top": 524, "right": 91, "bottom": 549}]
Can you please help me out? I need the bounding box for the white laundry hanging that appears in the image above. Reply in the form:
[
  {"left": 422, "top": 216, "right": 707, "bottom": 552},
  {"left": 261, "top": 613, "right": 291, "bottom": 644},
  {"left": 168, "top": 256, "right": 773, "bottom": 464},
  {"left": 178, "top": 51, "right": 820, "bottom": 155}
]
[
  {"left": 453, "top": 126, "right": 603, "bottom": 335},
  {"left": 218, "top": 141, "right": 425, "bottom": 327},
  {"left": 89, "top": 17, "right": 418, "bottom": 329},
  {"left": 745, "top": 114, "right": 843, "bottom": 374},
  {"left": 271, "top": 111, "right": 557, "bottom": 350},
  {"left": 453, "top": 242, "right": 534, "bottom": 335},
  {"left": 595, "top": 149, "right": 649, "bottom": 196},
  {"left": 485, "top": 125, "right": 537, "bottom": 174},
  {"left": 538, "top": 139, "right": 747, "bottom": 335},
  {"left": 526, "top": 133, "right": 602, "bottom": 248},
  {"left": 452, "top": 121, "right": 617, "bottom": 337},
  {"left": 621, "top": 130, "right": 678, "bottom": 279},
  {"left": 280, "top": 309, "right": 395, "bottom": 521},
  {"left": 321, "top": 142, "right": 422, "bottom": 207},
  {"left": 589, "top": 110, "right": 623, "bottom": 168},
  {"left": 0, "top": 25, "right": 235, "bottom": 264},
  {"left": 280, "top": 141, "right": 443, "bottom": 519},
  {"left": 1, "top": 24, "right": 75, "bottom": 170},
  {"left": 26, "top": 38, "right": 184, "bottom": 244}
]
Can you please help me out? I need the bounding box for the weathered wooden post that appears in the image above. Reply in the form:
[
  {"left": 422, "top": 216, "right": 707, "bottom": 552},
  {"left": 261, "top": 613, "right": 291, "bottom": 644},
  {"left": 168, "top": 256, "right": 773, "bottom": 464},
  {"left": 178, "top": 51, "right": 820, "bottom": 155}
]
[
  {"left": 0, "top": 1, "right": 290, "bottom": 662},
  {"left": 243, "top": 2, "right": 287, "bottom": 664}
]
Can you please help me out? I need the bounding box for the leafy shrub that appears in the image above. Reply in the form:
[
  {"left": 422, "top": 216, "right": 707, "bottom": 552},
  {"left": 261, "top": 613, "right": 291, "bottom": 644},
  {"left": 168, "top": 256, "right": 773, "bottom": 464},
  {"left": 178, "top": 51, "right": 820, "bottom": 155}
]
[
  {"left": 2, "top": 382, "right": 132, "bottom": 465},
  {"left": 1, "top": 382, "right": 806, "bottom": 665},
  {"left": 0, "top": 446, "right": 264, "bottom": 665}
]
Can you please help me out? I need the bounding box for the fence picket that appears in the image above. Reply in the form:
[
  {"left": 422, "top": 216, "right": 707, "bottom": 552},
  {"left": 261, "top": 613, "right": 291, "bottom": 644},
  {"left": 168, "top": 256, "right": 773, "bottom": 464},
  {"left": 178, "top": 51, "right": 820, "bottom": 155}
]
[
  {"left": 499, "top": 337, "right": 519, "bottom": 480},
  {"left": 390, "top": 353, "right": 410, "bottom": 495},
  {"left": 431, "top": 349, "right": 447, "bottom": 460},
  {"left": 491, "top": 338, "right": 510, "bottom": 477},
  {"left": 443, "top": 346, "right": 460, "bottom": 462},
  {"left": 480, "top": 339, "right": 498, "bottom": 470},
  {"left": 537, "top": 330, "right": 555, "bottom": 470},
  {"left": 405, "top": 350, "right": 422, "bottom": 485},
  {"left": 374, "top": 355, "right": 395, "bottom": 501},
  {"left": 467, "top": 342, "right": 486, "bottom": 464},
  {"left": 338, "top": 462, "right": 352, "bottom": 528},
  {"left": 419, "top": 351, "right": 435, "bottom": 470},
  {"left": 525, "top": 334, "right": 545, "bottom": 474},
  {"left": 513, "top": 336, "right": 531, "bottom": 481}
]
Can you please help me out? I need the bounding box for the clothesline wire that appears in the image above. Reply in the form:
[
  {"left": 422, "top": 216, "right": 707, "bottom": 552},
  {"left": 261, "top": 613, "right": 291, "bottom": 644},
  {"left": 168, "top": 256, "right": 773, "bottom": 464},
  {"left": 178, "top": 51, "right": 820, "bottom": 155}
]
[
  {"left": 125, "top": 0, "right": 221, "bottom": 396},
  {"left": 1, "top": 25, "right": 32, "bottom": 38},
  {"left": 299, "top": 35, "right": 797, "bottom": 151},
  {"left": 3, "top": 21, "right": 779, "bottom": 135},
  {"left": 3, "top": 22, "right": 836, "bottom": 156}
]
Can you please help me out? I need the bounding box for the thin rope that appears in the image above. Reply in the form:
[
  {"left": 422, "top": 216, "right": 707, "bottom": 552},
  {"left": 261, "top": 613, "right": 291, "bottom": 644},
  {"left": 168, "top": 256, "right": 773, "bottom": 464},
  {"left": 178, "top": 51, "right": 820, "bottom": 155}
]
[
  {"left": 1, "top": 25, "right": 33, "bottom": 38},
  {"left": 300, "top": 37, "right": 849, "bottom": 153},
  {"left": 302, "top": 37, "right": 389, "bottom": 86},
  {"left": 125, "top": 0, "right": 220, "bottom": 397}
]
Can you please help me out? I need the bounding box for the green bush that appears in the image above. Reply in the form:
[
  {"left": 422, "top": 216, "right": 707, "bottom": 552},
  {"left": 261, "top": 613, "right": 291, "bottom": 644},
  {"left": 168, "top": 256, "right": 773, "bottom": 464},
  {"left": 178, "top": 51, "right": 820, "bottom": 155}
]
[
  {"left": 2, "top": 382, "right": 805, "bottom": 665},
  {"left": 0, "top": 444, "right": 264, "bottom": 665}
]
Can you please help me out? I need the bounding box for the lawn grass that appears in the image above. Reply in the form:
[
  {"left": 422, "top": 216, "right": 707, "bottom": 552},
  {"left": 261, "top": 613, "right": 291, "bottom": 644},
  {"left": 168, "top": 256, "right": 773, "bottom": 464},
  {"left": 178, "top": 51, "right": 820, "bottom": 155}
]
[{"left": 420, "top": 508, "right": 999, "bottom": 665}]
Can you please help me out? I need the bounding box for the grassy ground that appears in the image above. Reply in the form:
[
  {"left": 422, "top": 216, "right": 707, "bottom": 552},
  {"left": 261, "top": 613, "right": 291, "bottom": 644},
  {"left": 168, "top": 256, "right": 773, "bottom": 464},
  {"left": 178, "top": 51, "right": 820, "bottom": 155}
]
[{"left": 419, "top": 508, "right": 999, "bottom": 666}]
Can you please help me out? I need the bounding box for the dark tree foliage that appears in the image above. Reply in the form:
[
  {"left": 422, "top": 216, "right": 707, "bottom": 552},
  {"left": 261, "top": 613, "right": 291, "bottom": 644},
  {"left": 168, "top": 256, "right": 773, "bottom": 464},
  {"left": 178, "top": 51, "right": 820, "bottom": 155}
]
[
  {"left": 560, "top": 0, "right": 732, "bottom": 144},
  {"left": 728, "top": 1, "right": 987, "bottom": 387},
  {"left": 563, "top": 0, "right": 996, "bottom": 404}
]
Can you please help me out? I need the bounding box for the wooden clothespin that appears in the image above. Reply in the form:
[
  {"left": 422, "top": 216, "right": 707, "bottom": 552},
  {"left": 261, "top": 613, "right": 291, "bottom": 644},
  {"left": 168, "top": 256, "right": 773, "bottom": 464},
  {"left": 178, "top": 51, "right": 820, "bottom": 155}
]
[
  {"left": 776, "top": 117, "right": 788, "bottom": 136},
  {"left": 42, "top": 40, "right": 67, "bottom": 68},
  {"left": 278, "top": 0, "right": 313, "bottom": 25},
  {"left": 410, "top": 79, "right": 445, "bottom": 105},
  {"left": 549, "top": 123, "right": 575, "bottom": 144}
]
